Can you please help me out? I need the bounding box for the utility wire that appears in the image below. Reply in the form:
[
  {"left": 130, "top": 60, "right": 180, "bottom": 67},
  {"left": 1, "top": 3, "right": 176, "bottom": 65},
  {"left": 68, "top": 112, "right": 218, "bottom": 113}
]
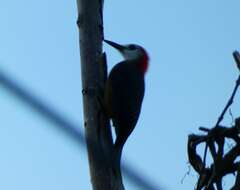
[
  {"left": 122, "top": 163, "right": 164, "bottom": 190},
  {"left": 0, "top": 70, "right": 85, "bottom": 145},
  {"left": 0, "top": 69, "right": 164, "bottom": 190}
]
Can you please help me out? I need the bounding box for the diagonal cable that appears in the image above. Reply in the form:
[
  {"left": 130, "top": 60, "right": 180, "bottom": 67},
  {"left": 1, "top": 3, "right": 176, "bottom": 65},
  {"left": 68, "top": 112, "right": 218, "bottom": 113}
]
[
  {"left": 0, "top": 69, "right": 164, "bottom": 190},
  {"left": 0, "top": 70, "right": 85, "bottom": 145}
]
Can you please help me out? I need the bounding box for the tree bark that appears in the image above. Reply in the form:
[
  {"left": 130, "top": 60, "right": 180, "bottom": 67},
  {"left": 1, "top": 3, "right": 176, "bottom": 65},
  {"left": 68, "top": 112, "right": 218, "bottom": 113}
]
[{"left": 76, "top": 1, "right": 124, "bottom": 189}]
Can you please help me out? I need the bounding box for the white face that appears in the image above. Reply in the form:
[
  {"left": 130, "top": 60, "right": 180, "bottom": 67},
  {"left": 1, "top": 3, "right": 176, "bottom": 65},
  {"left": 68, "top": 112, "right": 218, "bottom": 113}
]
[{"left": 121, "top": 44, "right": 143, "bottom": 60}]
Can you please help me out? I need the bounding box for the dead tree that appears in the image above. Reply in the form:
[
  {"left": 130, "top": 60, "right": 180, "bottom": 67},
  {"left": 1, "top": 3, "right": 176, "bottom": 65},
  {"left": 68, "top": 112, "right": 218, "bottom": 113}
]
[
  {"left": 76, "top": 1, "right": 124, "bottom": 189},
  {"left": 187, "top": 51, "right": 240, "bottom": 190}
]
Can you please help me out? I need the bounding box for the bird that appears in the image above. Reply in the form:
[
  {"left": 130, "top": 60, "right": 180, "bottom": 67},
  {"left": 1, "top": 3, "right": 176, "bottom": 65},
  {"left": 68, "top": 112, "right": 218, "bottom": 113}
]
[{"left": 103, "top": 39, "right": 149, "bottom": 175}]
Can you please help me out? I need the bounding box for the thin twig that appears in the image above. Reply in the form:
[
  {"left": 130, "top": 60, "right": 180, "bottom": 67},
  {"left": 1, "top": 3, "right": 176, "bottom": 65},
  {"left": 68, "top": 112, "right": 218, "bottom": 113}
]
[
  {"left": 215, "top": 75, "right": 240, "bottom": 127},
  {"left": 233, "top": 51, "right": 240, "bottom": 71}
]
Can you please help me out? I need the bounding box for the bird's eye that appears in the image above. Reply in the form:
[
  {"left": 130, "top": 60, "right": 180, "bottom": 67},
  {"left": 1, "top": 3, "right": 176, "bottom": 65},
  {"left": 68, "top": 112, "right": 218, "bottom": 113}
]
[{"left": 128, "top": 45, "right": 136, "bottom": 50}]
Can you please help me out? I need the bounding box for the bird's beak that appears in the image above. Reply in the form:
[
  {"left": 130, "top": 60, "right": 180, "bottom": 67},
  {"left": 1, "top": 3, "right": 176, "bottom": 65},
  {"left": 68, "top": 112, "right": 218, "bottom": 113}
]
[{"left": 104, "top": 40, "right": 125, "bottom": 52}]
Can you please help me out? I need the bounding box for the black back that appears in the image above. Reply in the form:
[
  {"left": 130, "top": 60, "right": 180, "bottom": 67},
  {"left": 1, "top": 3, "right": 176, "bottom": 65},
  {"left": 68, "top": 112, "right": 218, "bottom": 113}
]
[{"left": 105, "top": 60, "right": 145, "bottom": 147}]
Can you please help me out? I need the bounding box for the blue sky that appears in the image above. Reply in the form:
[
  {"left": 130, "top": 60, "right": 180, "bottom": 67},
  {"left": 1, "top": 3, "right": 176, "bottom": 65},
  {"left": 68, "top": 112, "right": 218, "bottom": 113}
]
[{"left": 0, "top": 1, "right": 240, "bottom": 190}]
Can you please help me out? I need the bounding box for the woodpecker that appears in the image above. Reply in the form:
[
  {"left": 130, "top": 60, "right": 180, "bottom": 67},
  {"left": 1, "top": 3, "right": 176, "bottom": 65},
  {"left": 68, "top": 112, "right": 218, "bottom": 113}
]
[{"left": 103, "top": 40, "right": 149, "bottom": 173}]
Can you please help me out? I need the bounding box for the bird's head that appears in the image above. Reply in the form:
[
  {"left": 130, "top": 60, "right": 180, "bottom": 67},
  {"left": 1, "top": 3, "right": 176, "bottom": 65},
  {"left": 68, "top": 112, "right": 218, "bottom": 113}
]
[{"left": 104, "top": 39, "right": 149, "bottom": 74}]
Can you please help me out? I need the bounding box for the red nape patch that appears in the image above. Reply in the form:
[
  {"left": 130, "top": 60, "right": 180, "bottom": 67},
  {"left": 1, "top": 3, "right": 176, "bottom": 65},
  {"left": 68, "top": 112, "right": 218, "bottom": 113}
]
[{"left": 140, "top": 48, "right": 149, "bottom": 74}]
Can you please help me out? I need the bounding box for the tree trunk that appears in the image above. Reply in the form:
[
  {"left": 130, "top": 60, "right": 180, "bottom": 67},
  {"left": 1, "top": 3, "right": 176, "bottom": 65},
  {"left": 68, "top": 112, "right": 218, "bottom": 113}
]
[{"left": 76, "top": 0, "right": 124, "bottom": 189}]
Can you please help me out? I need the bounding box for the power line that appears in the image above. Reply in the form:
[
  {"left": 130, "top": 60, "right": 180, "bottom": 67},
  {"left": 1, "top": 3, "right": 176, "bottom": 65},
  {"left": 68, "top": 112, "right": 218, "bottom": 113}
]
[
  {"left": 0, "top": 70, "right": 84, "bottom": 145},
  {"left": 122, "top": 163, "right": 165, "bottom": 190},
  {"left": 0, "top": 69, "right": 164, "bottom": 190}
]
